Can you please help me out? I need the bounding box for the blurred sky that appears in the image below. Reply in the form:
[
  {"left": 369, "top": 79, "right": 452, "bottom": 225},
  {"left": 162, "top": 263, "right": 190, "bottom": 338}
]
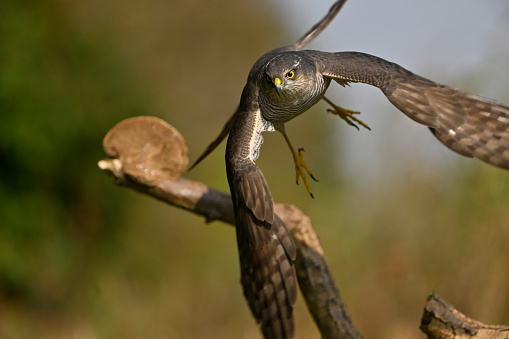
[{"left": 265, "top": 0, "right": 509, "bottom": 183}]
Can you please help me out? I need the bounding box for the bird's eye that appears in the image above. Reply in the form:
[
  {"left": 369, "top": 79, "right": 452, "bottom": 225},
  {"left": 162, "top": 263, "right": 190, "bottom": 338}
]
[
  {"left": 286, "top": 70, "right": 295, "bottom": 79},
  {"left": 266, "top": 74, "right": 272, "bottom": 82}
]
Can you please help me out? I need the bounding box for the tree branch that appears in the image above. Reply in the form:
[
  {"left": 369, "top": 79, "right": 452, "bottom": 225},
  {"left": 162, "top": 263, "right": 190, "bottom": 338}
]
[
  {"left": 98, "top": 116, "right": 509, "bottom": 339},
  {"left": 421, "top": 293, "right": 509, "bottom": 339},
  {"left": 98, "top": 116, "right": 362, "bottom": 338}
]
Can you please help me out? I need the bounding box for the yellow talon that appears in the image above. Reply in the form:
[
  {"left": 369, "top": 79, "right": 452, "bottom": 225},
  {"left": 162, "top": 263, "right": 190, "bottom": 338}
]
[
  {"left": 282, "top": 132, "right": 317, "bottom": 198},
  {"left": 294, "top": 148, "right": 318, "bottom": 198},
  {"left": 323, "top": 96, "right": 371, "bottom": 131}
]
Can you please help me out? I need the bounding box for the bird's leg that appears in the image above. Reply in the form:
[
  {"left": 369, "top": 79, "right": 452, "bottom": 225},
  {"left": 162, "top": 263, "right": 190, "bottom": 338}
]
[
  {"left": 323, "top": 96, "right": 371, "bottom": 131},
  {"left": 281, "top": 130, "right": 318, "bottom": 198}
]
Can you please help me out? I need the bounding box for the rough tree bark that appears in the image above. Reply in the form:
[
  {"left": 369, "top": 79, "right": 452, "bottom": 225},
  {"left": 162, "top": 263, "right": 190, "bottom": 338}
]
[
  {"left": 98, "top": 116, "right": 509, "bottom": 339},
  {"left": 421, "top": 294, "right": 509, "bottom": 339}
]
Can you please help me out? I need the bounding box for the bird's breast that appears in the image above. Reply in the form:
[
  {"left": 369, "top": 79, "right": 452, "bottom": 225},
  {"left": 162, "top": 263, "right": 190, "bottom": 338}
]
[{"left": 259, "top": 76, "right": 330, "bottom": 124}]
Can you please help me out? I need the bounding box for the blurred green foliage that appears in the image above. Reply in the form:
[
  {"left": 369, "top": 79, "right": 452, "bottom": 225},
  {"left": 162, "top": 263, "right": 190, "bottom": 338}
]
[
  {"left": 0, "top": 1, "right": 289, "bottom": 338},
  {"left": 0, "top": 0, "right": 149, "bottom": 306},
  {"left": 0, "top": 0, "right": 508, "bottom": 338}
]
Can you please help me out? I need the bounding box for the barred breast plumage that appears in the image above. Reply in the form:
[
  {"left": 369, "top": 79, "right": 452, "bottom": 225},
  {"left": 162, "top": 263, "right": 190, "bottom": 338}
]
[{"left": 257, "top": 51, "right": 331, "bottom": 125}]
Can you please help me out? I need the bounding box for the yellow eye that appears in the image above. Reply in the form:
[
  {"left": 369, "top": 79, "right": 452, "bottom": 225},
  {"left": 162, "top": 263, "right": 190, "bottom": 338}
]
[
  {"left": 286, "top": 70, "right": 295, "bottom": 79},
  {"left": 266, "top": 74, "right": 271, "bottom": 82}
]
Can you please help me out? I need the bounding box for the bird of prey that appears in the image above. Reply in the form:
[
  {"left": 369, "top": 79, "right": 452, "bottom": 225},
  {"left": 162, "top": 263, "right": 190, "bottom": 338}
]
[{"left": 190, "top": 0, "right": 509, "bottom": 338}]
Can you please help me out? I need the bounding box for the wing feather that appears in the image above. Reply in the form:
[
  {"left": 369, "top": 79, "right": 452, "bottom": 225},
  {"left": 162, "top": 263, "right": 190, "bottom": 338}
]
[
  {"left": 226, "top": 104, "right": 297, "bottom": 338},
  {"left": 293, "top": 0, "right": 348, "bottom": 50},
  {"left": 313, "top": 50, "right": 509, "bottom": 169}
]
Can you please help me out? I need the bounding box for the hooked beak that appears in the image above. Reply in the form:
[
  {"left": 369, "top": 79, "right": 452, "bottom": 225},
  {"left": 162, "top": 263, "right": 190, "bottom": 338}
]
[{"left": 274, "top": 77, "right": 283, "bottom": 96}]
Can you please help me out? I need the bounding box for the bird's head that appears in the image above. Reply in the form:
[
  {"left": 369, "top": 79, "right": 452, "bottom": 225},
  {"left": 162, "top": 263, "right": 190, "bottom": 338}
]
[{"left": 261, "top": 52, "right": 316, "bottom": 100}]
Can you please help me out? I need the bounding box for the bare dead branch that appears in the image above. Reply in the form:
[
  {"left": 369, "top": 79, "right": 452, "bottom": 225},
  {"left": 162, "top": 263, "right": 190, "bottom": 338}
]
[
  {"left": 98, "top": 116, "right": 362, "bottom": 338},
  {"left": 420, "top": 293, "right": 509, "bottom": 339},
  {"left": 276, "top": 205, "right": 363, "bottom": 339},
  {"left": 99, "top": 116, "right": 509, "bottom": 339}
]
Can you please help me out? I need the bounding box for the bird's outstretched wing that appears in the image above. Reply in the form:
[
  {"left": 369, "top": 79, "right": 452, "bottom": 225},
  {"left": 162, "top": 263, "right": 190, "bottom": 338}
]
[
  {"left": 293, "top": 0, "right": 348, "bottom": 50},
  {"left": 234, "top": 167, "right": 297, "bottom": 339},
  {"left": 188, "top": 110, "right": 237, "bottom": 170},
  {"left": 225, "top": 83, "right": 297, "bottom": 338},
  {"left": 313, "top": 50, "right": 509, "bottom": 168}
]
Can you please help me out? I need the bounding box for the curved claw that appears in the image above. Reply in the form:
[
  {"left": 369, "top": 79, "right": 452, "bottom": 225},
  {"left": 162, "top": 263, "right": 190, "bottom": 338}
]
[
  {"left": 323, "top": 96, "right": 371, "bottom": 131},
  {"left": 281, "top": 131, "right": 318, "bottom": 198},
  {"left": 293, "top": 148, "right": 317, "bottom": 198},
  {"left": 297, "top": 148, "right": 319, "bottom": 183}
]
